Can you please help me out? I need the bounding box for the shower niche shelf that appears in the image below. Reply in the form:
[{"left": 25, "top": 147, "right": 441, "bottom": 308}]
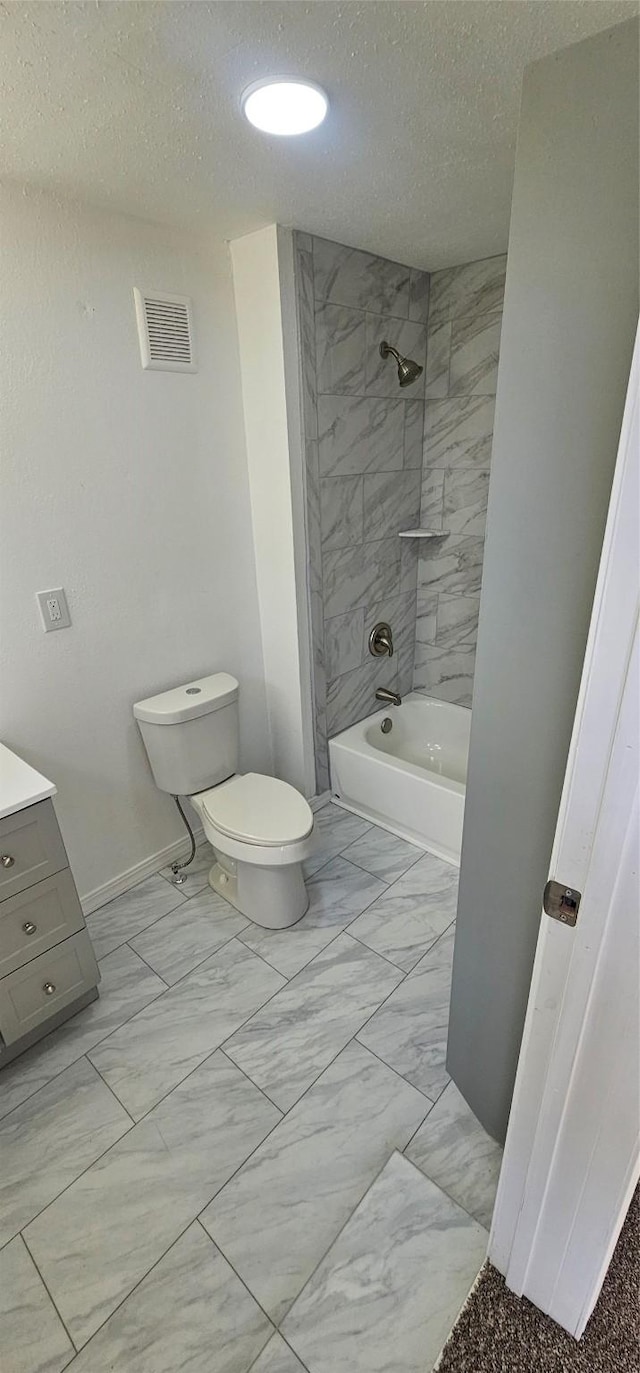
[{"left": 397, "top": 529, "right": 450, "bottom": 539}]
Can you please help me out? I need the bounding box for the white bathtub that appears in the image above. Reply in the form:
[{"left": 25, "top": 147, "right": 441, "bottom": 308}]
[{"left": 328, "top": 692, "right": 471, "bottom": 865}]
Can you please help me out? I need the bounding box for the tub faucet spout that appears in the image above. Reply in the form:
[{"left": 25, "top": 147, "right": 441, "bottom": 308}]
[{"left": 375, "top": 687, "right": 402, "bottom": 707}]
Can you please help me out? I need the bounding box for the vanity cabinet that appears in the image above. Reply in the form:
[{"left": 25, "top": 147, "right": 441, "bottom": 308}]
[{"left": 0, "top": 750, "right": 100, "bottom": 1065}]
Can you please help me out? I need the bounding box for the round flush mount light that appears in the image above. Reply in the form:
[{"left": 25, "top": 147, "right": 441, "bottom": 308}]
[{"left": 241, "top": 78, "right": 328, "bottom": 135}]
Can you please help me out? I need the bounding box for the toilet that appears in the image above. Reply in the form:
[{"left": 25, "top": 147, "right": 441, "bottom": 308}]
[{"left": 133, "top": 673, "right": 314, "bottom": 929}]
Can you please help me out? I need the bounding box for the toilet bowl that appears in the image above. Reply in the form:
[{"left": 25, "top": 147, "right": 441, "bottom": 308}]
[
  {"left": 133, "top": 673, "right": 314, "bottom": 930},
  {"left": 190, "top": 773, "right": 313, "bottom": 929}
]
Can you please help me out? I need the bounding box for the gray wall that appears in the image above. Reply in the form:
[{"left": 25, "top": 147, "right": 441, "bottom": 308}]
[
  {"left": 447, "top": 19, "right": 639, "bottom": 1143},
  {"left": 413, "top": 257, "right": 506, "bottom": 704},
  {"left": 294, "top": 233, "right": 429, "bottom": 791}
]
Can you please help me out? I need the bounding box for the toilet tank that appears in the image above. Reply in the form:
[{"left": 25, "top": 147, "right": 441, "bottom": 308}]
[{"left": 133, "top": 673, "right": 239, "bottom": 796}]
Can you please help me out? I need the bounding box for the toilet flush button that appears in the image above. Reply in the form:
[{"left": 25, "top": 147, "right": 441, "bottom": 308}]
[{"left": 186, "top": 687, "right": 201, "bottom": 695}]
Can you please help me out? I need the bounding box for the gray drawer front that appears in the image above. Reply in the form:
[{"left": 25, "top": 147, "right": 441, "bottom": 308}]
[
  {"left": 0, "top": 800, "right": 67, "bottom": 902},
  {"left": 0, "top": 931, "right": 100, "bottom": 1046},
  {"left": 0, "top": 870, "right": 85, "bottom": 978}
]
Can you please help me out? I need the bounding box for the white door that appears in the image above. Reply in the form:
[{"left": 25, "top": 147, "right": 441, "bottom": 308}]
[{"left": 488, "top": 324, "right": 639, "bottom": 1338}]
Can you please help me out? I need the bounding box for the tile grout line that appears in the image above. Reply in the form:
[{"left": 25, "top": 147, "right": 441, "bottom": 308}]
[
  {"left": 351, "top": 1034, "right": 443, "bottom": 1109},
  {"left": 5, "top": 892, "right": 430, "bottom": 1248},
  {"left": 234, "top": 853, "right": 395, "bottom": 981},
  {"left": 351, "top": 915, "right": 457, "bottom": 1069},
  {"left": 202, "top": 1037, "right": 434, "bottom": 1334},
  {"left": 0, "top": 956, "right": 171, "bottom": 1128},
  {"left": 16, "top": 1057, "right": 285, "bottom": 1348},
  {"left": 123, "top": 941, "right": 171, "bottom": 987},
  {"left": 13, "top": 1232, "right": 79, "bottom": 1362},
  {"left": 127, "top": 919, "right": 251, "bottom": 990},
  {"left": 81, "top": 948, "right": 290, "bottom": 1122},
  {"left": 4, "top": 824, "right": 458, "bottom": 1352}
]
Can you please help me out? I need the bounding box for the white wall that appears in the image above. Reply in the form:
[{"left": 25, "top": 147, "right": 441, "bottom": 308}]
[
  {"left": 447, "top": 19, "right": 639, "bottom": 1144},
  {"left": 0, "top": 183, "right": 271, "bottom": 904},
  {"left": 230, "top": 225, "right": 315, "bottom": 796}
]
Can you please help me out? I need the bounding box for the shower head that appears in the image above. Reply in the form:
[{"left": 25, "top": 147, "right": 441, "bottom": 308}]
[{"left": 379, "top": 341, "right": 423, "bottom": 389}]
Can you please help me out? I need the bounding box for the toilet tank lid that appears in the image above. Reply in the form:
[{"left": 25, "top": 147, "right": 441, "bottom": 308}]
[{"left": 133, "top": 673, "right": 239, "bottom": 725}]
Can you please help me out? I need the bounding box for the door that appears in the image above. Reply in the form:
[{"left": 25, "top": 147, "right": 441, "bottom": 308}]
[{"left": 488, "top": 325, "right": 639, "bottom": 1336}]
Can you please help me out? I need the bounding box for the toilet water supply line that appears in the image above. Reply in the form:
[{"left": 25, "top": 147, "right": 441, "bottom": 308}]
[{"left": 170, "top": 795, "right": 197, "bottom": 883}]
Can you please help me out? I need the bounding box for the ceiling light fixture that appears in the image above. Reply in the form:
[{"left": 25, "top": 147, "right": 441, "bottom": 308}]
[{"left": 241, "top": 78, "right": 328, "bottom": 136}]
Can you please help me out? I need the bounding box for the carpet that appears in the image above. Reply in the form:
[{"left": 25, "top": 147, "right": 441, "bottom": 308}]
[{"left": 436, "top": 1187, "right": 639, "bottom": 1371}]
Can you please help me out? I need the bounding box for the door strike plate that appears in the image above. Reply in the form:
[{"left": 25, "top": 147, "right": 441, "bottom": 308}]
[{"left": 543, "top": 880, "right": 581, "bottom": 927}]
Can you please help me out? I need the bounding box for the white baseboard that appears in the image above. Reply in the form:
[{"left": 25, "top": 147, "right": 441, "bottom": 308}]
[{"left": 80, "top": 826, "right": 206, "bottom": 916}]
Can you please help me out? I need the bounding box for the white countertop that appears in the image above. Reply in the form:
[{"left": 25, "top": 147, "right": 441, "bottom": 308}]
[{"left": 0, "top": 743, "right": 56, "bottom": 819}]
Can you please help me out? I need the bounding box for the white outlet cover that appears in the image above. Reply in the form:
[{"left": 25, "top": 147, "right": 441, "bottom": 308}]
[{"left": 36, "top": 588, "right": 72, "bottom": 632}]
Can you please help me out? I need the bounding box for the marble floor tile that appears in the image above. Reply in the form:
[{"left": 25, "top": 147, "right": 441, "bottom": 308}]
[
  {"left": 201, "top": 1041, "right": 428, "bottom": 1323},
  {"left": 158, "top": 840, "right": 215, "bottom": 896},
  {"left": 0, "top": 1234, "right": 74, "bottom": 1373},
  {"left": 238, "top": 857, "right": 386, "bottom": 980},
  {"left": 341, "top": 826, "right": 423, "bottom": 885},
  {"left": 68, "top": 1222, "right": 274, "bottom": 1373},
  {"left": 0, "top": 1057, "right": 131, "bottom": 1248},
  {"left": 88, "top": 940, "right": 285, "bottom": 1119},
  {"left": 357, "top": 926, "right": 455, "bottom": 1100},
  {"left": 225, "top": 933, "right": 402, "bottom": 1111},
  {"left": 405, "top": 1081, "right": 503, "bottom": 1229},
  {"left": 0, "top": 945, "right": 165, "bottom": 1122},
  {"left": 349, "top": 852, "right": 458, "bottom": 971},
  {"left": 86, "top": 873, "right": 187, "bottom": 960},
  {"left": 130, "top": 885, "right": 249, "bottom": 985},
  {"left": 282, "top": 1152, "right": 487, "bottom": 1373},
  {"left": 24, "top": 1052, "right": 280, "bottom": 1349},
  {"left": 251, "top": 1334, "right": 308, "bottom": 1372},
  {"left": 303, "top": 803, "right": 371, "bottom": 877}
]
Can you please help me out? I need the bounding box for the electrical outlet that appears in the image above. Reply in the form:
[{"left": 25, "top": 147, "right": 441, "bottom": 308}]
[{"left": 36, "top": 588, "right": 72, "bottom": 632}]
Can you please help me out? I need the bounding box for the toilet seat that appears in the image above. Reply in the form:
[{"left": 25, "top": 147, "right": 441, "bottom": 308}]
[{"left": 200, "top": 773, "right": 313, "bottom": 847}]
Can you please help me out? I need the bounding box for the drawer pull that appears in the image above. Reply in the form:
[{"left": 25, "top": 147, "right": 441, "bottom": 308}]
[
  {"left": 1, "top": 854, "right": 15, "bottom": 868},
  {"left": 23, "top": 921, "right": 38, "bottom": 936},
  {"left": 43, "top": 982, "right": 57, "bottom": 996}
]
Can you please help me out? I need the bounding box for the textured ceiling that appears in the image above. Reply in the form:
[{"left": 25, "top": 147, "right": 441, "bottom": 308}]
[{"left": 1, "top": 0, "right": 637, "bottom": 268}]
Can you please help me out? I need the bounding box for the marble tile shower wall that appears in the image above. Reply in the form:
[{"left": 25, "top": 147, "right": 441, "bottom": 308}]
[
  {"left": 294, "top": 233, "right": 430, "bottom": 790},
  {"left": 413, "top": 255, "right": 507, "bottom": 705}
]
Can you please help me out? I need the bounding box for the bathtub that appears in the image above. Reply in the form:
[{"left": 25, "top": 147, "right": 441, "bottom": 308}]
[{"left": 328, "top": 692, "right": 471, "bottom": 865}]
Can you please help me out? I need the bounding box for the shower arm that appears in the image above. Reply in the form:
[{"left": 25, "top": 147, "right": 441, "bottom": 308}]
[{"left": 379, "top": 342, "right": 402, "bottom": 364}]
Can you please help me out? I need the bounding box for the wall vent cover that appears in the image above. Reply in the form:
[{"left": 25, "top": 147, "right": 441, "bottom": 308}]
[{"left": 133, "top": 289, "right": 196, "bottom": 372}]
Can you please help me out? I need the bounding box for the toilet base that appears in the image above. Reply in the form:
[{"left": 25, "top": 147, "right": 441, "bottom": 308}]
[{"left": 208, "top": 855, "right": 309, "bottom": 929}]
